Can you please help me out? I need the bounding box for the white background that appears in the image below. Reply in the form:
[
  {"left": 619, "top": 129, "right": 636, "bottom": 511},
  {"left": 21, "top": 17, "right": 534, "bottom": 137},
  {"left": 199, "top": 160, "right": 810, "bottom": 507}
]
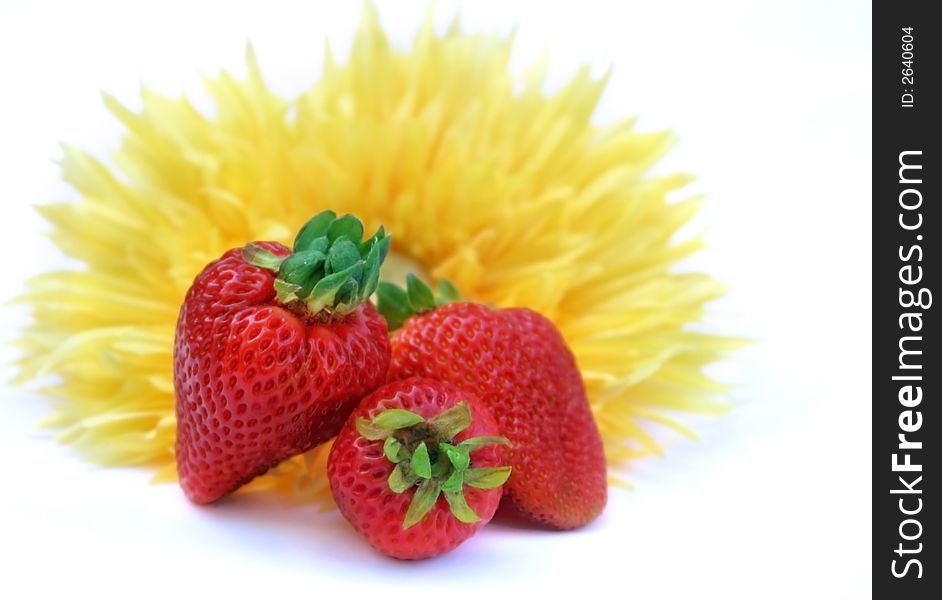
[{"left": 0, "top": 1, "right": 871, "bottom": 597}]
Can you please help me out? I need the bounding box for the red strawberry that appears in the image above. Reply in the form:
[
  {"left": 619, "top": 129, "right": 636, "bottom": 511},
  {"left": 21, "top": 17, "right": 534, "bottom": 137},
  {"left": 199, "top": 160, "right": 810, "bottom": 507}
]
[
  {"left": 174, "top": 210, "right": 392, "bottom": 504},
  {"left": 378, "top": 276, "right": 607, "bottom": 529},
  {"left": 328, "top": 377, "right": 511, "bottom": 559}
]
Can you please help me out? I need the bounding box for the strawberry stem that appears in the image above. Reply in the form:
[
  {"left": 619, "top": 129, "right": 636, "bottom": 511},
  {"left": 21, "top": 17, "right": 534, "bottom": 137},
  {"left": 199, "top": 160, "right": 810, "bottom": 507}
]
[
  {"left": 376, "top": 273, "right": 460, "bottom": 330},
  {"left": 242, "top": 210, "right": 390, "bottom": 317},
  {"left": 354, "top": 402, "right": 511, "bottom": 529}
]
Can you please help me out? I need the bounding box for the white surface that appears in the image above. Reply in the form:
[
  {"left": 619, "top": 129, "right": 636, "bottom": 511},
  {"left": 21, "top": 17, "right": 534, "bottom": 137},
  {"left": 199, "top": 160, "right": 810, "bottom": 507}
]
[{"left": 0, "top": 1, "right": 871, "bottom": 597}]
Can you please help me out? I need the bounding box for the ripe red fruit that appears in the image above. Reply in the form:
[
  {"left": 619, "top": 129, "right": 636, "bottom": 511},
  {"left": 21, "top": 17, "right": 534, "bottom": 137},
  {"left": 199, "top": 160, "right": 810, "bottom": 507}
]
[
  {"left": 174, "top": 211, "right": 392, "bottom": 504},
  {"left": 328, "top": 377, "right": 511, "bottom": 560},
  {"left": 378, "top": 276, "right": 607, "bottom": 529}
]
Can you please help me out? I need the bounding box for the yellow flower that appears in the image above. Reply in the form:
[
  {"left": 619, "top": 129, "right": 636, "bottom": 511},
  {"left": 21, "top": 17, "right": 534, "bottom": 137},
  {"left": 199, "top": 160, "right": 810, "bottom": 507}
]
[{"left": 16, "top": 5, "right": 738, "bottom": 504}]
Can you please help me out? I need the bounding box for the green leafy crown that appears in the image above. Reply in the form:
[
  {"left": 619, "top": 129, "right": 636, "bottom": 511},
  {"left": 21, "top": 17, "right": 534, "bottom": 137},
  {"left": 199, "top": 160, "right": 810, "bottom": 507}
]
[
  {"left": 356, "top": 402, "right": 511, "bottom": 529},
  {"left": 376, "top": 273, "right": 460, "bottom": 331},
  {"left": 243, "top": 210, "right": 391, "bottom": 316}
]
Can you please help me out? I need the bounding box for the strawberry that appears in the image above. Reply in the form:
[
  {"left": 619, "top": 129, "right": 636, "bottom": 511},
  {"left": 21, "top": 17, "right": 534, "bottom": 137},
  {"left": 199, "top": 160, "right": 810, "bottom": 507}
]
[
  {"left": 328, "top": 377, "right": 511, "bottom": 559},
  {"left": 174, "top": 210, "right": 392, "bottom": 504},
  {"left": 377, "top": 276, "right": 607, "bottom": 529}
]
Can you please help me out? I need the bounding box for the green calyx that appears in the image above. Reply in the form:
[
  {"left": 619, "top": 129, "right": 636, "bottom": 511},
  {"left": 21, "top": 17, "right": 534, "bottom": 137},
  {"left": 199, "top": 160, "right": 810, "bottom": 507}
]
[
  {"left": 242, "top": 210, "right": 391, "bottom": 317},
  {"left": 376, "top": 273, "right": 460, "bottom": 331},
  {"left": 356, "top": 402, "right": 511, "bottom": 529}
]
